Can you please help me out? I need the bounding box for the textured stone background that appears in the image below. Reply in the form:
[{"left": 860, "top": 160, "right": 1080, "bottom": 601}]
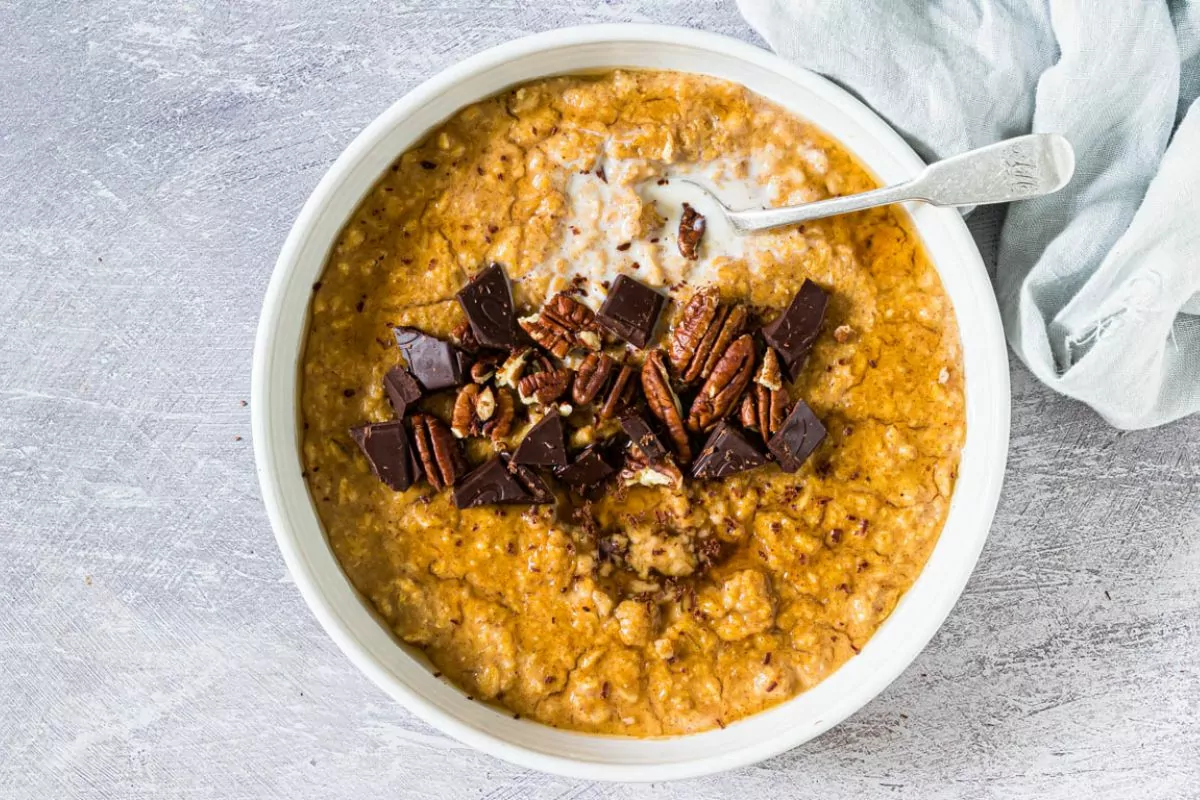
[{"left": 2, "top": 2, "right": 1198, "bottom": 798}]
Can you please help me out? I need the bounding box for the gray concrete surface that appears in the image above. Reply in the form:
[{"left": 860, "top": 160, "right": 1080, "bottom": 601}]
[{"left": 1, "top": 2, "right": 1197, "bottom": 798}]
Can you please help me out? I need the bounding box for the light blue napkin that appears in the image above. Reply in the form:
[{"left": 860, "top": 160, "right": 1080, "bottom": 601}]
[{"left": 738, "top": 0, "right": 1200, "bottom": 428}]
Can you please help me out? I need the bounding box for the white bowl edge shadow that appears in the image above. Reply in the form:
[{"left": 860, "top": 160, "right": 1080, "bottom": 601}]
[{"left": 251, "top": 24, "right": 1011, "bottom": 783}]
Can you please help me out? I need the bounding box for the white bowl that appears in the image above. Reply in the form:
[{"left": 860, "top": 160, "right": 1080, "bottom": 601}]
[{"left": 252, "top": 23, "right": 1010, "bottom": 782}]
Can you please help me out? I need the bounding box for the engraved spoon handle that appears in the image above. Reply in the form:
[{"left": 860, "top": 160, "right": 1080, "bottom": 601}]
[{"left": 726, "top": 134, "right": 1076, "bottom": 233}]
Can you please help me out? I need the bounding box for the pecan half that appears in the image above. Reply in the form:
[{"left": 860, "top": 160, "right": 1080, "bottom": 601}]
[
  {"left": 739, "top": 384, "right": 789, "bottom": 438},
  {"left": 668, "top": 288, "right": 751, "bottom": 384},
  {"left": 450, "top": 384, "right": 499, "bottom": 438},
  {"left": 686, "top": 304, "right": 749, "bottom": 384},
  {"left": 572, "top": 352, "right": 617, "bottom": 405},
  {"left": 678, "top": 203, "right": 706, "bottom": 260},
  {"left": 668, "top": 288, "right": 720, "bottom": 375},
  {"left": 518, "top": 367, "right": 571, "bottom": 405},
  {"left": 469, "top": 352, "right": 503, "bottom": 384},
  {"left": 598, "top": 363, "right": 638, "bottom": 420},
  {"left": 519, "top": 293, "right": 602, "bottom": 358},
  {"left": 641, "top": 350, "right": 691, "bottom": 462},
  {"left": 688, "top": 334, "right": 755, "bottom": 432},
  {"left": 410, "top": 414, "right": 466, "bottom": 489}
]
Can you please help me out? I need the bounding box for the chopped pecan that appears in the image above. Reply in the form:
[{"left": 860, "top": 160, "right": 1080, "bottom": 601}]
[
  {"left": 598, "top": 363, "right": 638, "bottom": 420},
  {"left": 572, "top": 353, "right": 617, "bottom": 405},
  {"left": 739, "top": 384, "right": 789, "bottom": 438},
  {"left": 470, "top": 361, "right": 495, "bottom": 384},
  {"left": 519, "top": 293, "right": 602, "bottom": 358},
  {"left": 494, "top": 348, "right": 530, "bottom": 389},
  {"left": 450, "top": 320, "right": 480, "bottom": 353},
  {"left": 688, "top": 335, "right": 755, "bottom": 432},
  {"left": 641, "top": 350, "right": 691, "bottom": 462},
  {"left": 755, "top": 347, "right": 784, "bottom": 391},
  {"left": 518, "top": 367, "right": 571, "bottom": 405},
  {"left": 678, "top": 203, "right": 706, "bottom": 260},
  {"left": 450, "top": 384, "right": 480, "bottom": 438},
  {"left": 410, "top": 414, "right": 466, "bottom": 489},
  {"left": 450, "top": 384, "right": 499, "bottom": 438},
  {"left": 619, "top": 446, "right": 683, "bottom": 490},
  {"left": 482, "top": 388, "right": 516, "bottom": 441}
]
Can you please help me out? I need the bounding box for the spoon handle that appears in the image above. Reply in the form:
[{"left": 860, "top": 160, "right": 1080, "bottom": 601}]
[{"left": 726, "top": 134, "right": 1075, "bottom": 233}]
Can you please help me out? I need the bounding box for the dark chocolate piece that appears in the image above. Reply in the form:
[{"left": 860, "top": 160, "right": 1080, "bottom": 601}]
[
  {"left": 507, "top": 459, "right": 554, "bottom": 504},
  {"left": 510, "top": 413, "right": 568, "bottom": 468},
  {"left": 453, "top": 457, "right": 533, "bottom": 509},
  {"left": 455, "top": 262, "right": 522, "bottom": 349},
  {"left": 349, "top": 421, "right": 421, "bottom": 491},
  {"left": 766, "top": 400, "right": 826, "bottom": 473},
  {"left": 393, "top": 327, "right": 468, "bottom": 391},
  {"left": 692, "top": 421, "right": 767, "bottom": 479},
  {"left": 553, "top": 446, "right": 614, "bottom": 488},
  {"left": 597, "top": 274, "right": 666, "bottom": 349},
  {"left": 761, "top": 280, "right": 829, "bottom": 376},
  {"left": 383, "top": 367, "right": 422, "bottom": 417},
  {"left": 619, "top": 414, "right": 669, "bottom": 464}
]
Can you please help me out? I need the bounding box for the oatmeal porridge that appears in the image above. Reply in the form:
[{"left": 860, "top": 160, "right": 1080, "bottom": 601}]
[{"left": 301, "top": 70, "right": 964, "bottom": 736}]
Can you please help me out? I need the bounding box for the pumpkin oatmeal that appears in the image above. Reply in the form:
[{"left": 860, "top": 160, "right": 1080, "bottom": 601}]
[{"left": 301, "top": 70, "right": 964, "bottom": 736}]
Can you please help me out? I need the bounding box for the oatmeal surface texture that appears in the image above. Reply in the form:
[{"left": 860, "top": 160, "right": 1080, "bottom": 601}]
[{"left": 301, "top": 70, "right": 965, "bottom": 736}]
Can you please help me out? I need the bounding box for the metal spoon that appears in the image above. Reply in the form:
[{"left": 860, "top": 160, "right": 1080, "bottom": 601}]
[{"left": 676, "top": 133, "right": 1075, "bottom": 234}]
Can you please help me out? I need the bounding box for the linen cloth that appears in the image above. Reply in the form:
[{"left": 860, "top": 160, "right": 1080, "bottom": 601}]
[{"left": 738, "top": 0, "right": 1200, "bottom": 428}]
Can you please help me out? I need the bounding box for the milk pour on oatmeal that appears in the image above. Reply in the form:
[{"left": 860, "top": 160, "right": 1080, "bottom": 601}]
[{"left": 301, "top": 70, "right": 965, "bottom": 736}]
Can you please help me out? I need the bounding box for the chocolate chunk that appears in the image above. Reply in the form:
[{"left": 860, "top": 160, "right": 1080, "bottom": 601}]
[
  {"left": 507, "top": 459, "right": 554, "bottom": 504},
  {"left": 678, "top": 203, "right": 706, "bottom": 260},
  {"left": 349, "top": 421, "right": 421, "bottom": 491},
  {"left": 456, "top": 262, "right": 522, "bottom": 349},
  {"left": 619, "top": 414, "right": 669, "bottom": 464},
  {"left": 393, "top": 327, "right": 468, "bottom": 391},
  {"left": 511, "top": 413, "right": 568, "bottom": 468},
  {"left": 553, "top": 446, "right": 615, "bottom": 488},
  {"left": 596, "top": 274, "right": 666, "bottom": 348},
  {"left": 766, "top": 400, "right": 826, "bottom": 473},
  {"left": 761, "top": 280, "right": 829, "bottom": 376},
  {"left": 453, "top": 457, "right": 534, "bottom": 509},
  {"left": 383, "top": 367, "right": 422, "bottom": 417},
  {"left": 692, "top": 421, "right": 767, "bottom": 479}
]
